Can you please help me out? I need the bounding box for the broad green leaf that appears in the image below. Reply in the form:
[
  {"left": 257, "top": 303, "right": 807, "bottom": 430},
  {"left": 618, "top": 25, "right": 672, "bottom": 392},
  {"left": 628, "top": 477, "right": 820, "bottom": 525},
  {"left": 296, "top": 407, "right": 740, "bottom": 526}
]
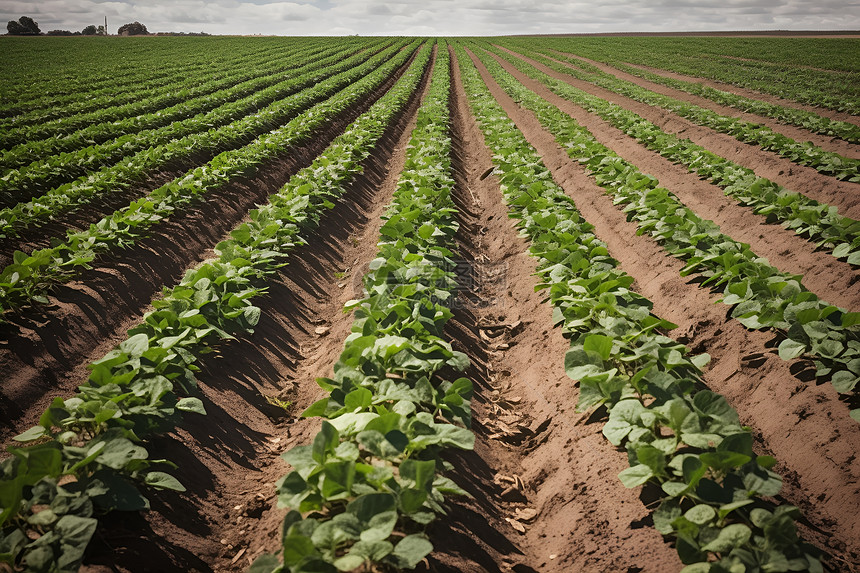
[
  {"left": 55, "top": 514, "right": 99, "bottom": 571},
  {"left": 684, "top": 504, "right": 716, "bottom": 526},
  {"left": 119, "top": 333, "right": 150, "bottom": 357},
  {"left": 618, "top": 463, "right": 653, "bottom": 488},
  {"left": 778, "top": 338, "right": 807, "bottom": 360},
  {"left": 583, "top": 334, "right": 613, "bottom": 361},
  {"left": 701, "top": 523, "right": 751, "bottom": 553},
  {"left": 144, "top": 471, "right": 186, "bottom": 492},
  {"left": 176, "top": 397, "right": 207, "bottom": 415},
  {"left": 248, "top": 554, "right": 282, "bottom": 573},
  {"left": 387, "top": 534, "right": 433, "bottom": 568},
  {"left": 653, "top": 499, "right": 682, "bottom": 534},
  {"left": 13, "top": 426, "right": 47, "bottom": 442},
  {"left": 312, "top": 422, "right": 339, "bottom": 464}
]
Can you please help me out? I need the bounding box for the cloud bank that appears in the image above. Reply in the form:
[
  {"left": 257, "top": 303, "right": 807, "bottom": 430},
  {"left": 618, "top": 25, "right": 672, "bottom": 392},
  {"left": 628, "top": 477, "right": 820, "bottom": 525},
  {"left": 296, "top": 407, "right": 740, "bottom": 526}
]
[{"left": 2, "top": 0, "right": 859, "bottom": 36}]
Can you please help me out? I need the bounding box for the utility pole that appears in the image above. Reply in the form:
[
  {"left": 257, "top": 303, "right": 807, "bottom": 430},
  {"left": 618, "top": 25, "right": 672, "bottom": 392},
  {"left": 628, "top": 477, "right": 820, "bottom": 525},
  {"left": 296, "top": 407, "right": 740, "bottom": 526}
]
[{"left": 104, "top": 16, "right": 108, "bottom": 35}]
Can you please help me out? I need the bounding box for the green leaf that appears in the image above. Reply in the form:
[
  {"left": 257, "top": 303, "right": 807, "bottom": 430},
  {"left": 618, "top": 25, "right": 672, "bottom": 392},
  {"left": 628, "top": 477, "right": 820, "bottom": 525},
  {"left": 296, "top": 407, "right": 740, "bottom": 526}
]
[
  {"left": 842, "top": 312, "right": 860, "bottom": 327},
  {"left": 690, "top": 353, "right": 711, "bottom": 370},
  {"left": 684, "top": 504, "right": 716, "bottom": 526},
  {"left": 654, "top": 499, "right": 682, "bottom": 534},
  {"left": 701, "top": 523, "right": 751, "bottom": 553},
  {"left": 831, "top": 370, "right": 858, "bottom": 393},
  {"left": 144, "top": 471, "right": 186, "bottom": 492},
  {"left": 249, "top": 554, "right": 282, "bottom": 573},
  {"left": 583, "top": 334, "right": 613, "bottom": 361},
  {"left": 54, "top": 514, "right": 99, "bottom": 571},
  {"left": 699, "top": 451, "right": 751, "bottom": 472},
  {"left": 175, "top": 397, "right": 207, "bottom": 415},
  {"left": 13, "top": 425, "right": 47, "bottom": 442},
  {"left": 119, "top": 333, "right": 150, "bottom": 358},
  {"left": 387, "top": 534, "right": 433, "bottom": 568},
  {"left": 618, "top": 464, "right": 653, "bottom": 488},
  {"left": 312, "top": 422, "right": 339, "bottom": 464},
  {"left": 778, "top": 338, "right": 807, "bottom": 360},
  {"left": 347, "top": 492, "right": 396, "bottom": 524},
  {"left": 333, "top": 554, "right": 365, "bottom": 571},
  {"left": 345, "top": 388, "right": 372, "bottom": 411}
]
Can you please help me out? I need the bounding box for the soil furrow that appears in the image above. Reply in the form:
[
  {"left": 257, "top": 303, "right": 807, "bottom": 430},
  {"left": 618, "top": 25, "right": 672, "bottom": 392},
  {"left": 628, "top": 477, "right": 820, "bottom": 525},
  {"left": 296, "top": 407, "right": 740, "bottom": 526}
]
[
  {"left": 0, "top": 51, "right": 420, "bottom": 446},
  {"left": 432, "top": 47, "right": 682, "bottom": 572},
  {"left": 616, "top": 61, "right": 860, "bottom": 127},
  {"left": 488, "top": 49, "right": 860, "bottom": 311},
  {"left": 81, "top": 46, "right": 437, "bottom": 573},
  {"left": 521, "top": 51, "right": 860, "bottom": 220},
  {"left": 467, "top": 46, "right": 860, "bottom": 571},
  {"left": 558, "top": 54, "right": 860, "bottom": 159}
]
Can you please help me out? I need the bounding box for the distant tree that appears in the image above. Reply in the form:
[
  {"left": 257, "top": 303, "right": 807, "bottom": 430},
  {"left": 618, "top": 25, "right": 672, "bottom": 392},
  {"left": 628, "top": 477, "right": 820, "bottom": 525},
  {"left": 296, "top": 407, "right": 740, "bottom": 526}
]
[
  {"left": 96, "top": 25, "right": 106, "bottom": 35},
  {"left": 46, "top": 29, "right": 75, "bottom": 36},
  {"left": 7, "top": 16, "right": 41, "bottom": 35},
  {"left": 117, "top": 21, "right": 148, "bottom": 36},
  {"left": 81, "top": 25, "right": 98, "bottom": 35}
]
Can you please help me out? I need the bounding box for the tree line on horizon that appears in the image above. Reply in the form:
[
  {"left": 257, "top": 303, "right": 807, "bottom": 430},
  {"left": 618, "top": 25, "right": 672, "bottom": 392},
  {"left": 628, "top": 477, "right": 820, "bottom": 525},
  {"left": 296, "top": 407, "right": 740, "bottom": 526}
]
[{"left": 5, "top": 15, "right": 209, "bottom": 36}]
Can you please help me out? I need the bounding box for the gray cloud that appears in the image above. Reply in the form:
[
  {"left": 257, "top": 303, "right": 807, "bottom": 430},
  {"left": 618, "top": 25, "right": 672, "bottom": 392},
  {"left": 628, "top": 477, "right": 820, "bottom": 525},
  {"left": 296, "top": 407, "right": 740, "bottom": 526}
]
[{"left": 1, "top": 0, "right": 858, "bottom": 35}]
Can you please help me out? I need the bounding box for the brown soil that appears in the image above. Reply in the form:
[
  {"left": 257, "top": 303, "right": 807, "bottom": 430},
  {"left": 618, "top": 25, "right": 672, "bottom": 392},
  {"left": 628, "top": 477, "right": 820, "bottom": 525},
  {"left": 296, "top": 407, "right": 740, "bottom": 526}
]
[
  {"left": 0, "top": 51, "right": 419, "bottom": 446},
  {"left": 465, "top": 46, "right": 860, "bottom": 570},
  {"left": 529, "top": 51, "right": 860, "bottom": 220},
  {"left": 621, "top": 62, "right": 860, "bottom": 128}
]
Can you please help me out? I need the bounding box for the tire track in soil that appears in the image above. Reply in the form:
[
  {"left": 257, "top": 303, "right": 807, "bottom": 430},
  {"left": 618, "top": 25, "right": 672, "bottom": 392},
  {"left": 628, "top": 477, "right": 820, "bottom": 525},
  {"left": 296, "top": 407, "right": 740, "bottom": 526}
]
[
  {"left": 488, "top": 48, "right": 860, "bottom": 311},
  {"left": 547, "top": 53, "right": 860, "bottom": 159},
  {"left": 81, "top": 45, "right": 438, "bottom": 573},
  {"left": 619, "top": 61, "right": 860, "bottom": 128},
  {"left": 0, "top": 50, "right": 420, "bottom": 446},
  {"left": 522, "top": 51, "right": 860, "bottom": 220},
  {"left": 423, "top": 47, "right": 682, "bottom": 573},
  {"left": 466, "top": 47, "right": 860, "bottom": 571}
]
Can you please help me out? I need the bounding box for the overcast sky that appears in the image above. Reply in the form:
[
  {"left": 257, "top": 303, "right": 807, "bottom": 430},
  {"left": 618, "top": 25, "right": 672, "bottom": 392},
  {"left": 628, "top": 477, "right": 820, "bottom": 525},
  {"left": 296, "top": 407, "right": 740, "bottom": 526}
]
[{"left": 2, "top": 0, "right": 859, "bottom": 36}]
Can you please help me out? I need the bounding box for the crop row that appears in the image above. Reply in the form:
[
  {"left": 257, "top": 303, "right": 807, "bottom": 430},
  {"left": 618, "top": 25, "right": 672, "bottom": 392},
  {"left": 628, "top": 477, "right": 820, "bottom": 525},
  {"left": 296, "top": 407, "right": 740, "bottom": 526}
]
[
  {"left": 0, "top": 39, "right": 287, "bottom": 115},
  {"left": 456, "top": 42, "right": 825, "bottom": 573},
  {"left": 539, "top": 37, "right": 860, "bottom": 115},
  {"left": 469, "top": 45, "right": 860, "bottom": 421},
  {"left": 0, "top": 41, "right": 377, "bottom": 201},
  {"left": 536, "top": 47, "right": 860, "bottom": 183},
  {"left": 252, "top": 43, "right": 476, "bottom": 573},
  {"left": 515, "top": 47, "right": 860, "bottom": 182},
  {"left": 486, "top": 45, "right": 860, "bottom": 265},
  {"left": 0, "top": 40, "right": 407, "bottom": 236},
  {"left": 0, "top": 41, "right": 433, "bottom": 573},
  {"left": 0, "top": 40, "right": 319, "bottom": 132},
  {"left": 593, "top": 59, "right": 860, "bottom": 144},
  {"left": 0, "top": 39, "right": 420, "bottom": 315},
  {"left": 0, "top": 40, "right": 358, "bottom": 168}
]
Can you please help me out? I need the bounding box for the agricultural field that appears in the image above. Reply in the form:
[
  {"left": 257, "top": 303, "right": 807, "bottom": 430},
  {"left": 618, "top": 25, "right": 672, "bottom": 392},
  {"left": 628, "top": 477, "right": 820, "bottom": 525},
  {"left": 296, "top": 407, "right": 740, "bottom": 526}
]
[{"left": 0, "top": 34, "right": 859, "bottom": 573}]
